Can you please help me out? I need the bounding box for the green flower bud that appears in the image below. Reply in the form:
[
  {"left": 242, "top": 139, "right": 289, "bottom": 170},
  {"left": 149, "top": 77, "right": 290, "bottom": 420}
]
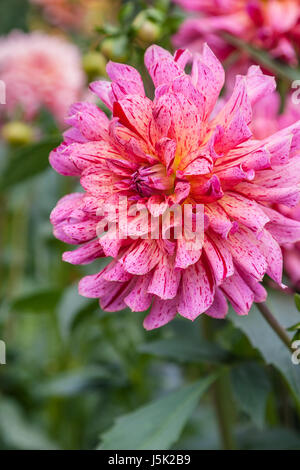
[
  {"left": 132, "top": 12, "right": 161, "bottom": 46},
  {"left": 1, "top": 121, "right": 35, "bottom": 146},
  {"left": 83, "top": 51, "right": 107, "bottom": 80},
  {"left": 100, "top": 36, "right": 129, "bottom": 62}
]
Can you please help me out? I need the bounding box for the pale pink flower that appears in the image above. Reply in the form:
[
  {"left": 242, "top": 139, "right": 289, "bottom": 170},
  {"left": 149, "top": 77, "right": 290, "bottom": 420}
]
[
  {"left": 0, "top": 31, "right": 85, "bottom": 125},
  {"left": 50, "top": 44, "right": 300, "bottom": 329},
  {"left": 173, "top": 0, "right": 300, "bottom": 65}
]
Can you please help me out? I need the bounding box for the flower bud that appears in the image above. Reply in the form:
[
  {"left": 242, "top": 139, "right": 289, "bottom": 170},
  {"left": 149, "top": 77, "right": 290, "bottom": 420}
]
[
  {"left": 132, "top": 12, "right": 161, "bottom": 46},
  {"left": 1, "top": 121, "right": 35, "bottom": 146},
  {"left": 100, "top": 36, "right": 129, "bottom": 62},
  {"left": 83, "top": 51, "right": 107, "bottom": 80}
]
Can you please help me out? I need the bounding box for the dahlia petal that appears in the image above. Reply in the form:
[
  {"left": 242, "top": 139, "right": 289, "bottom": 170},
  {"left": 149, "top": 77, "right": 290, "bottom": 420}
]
[
  {"left": 182, "top": 150, "right": 213, "bottom": 176},
  {"left": 143, "top": 297, "right": 178, "bottom": 331},
  {"left": 63, "top": 239, "right": 104, "bottom": 265},
  {"left": 236, "top": 182, "right": 300, "bottom": 207},
  {"left": 178, "top": 259, "right": 215, "bottom": 320},
  {"left": 218, "top": 165, "right": 255, "bottom": 189},
  {"left": 200, "top": 43, "right": 225, "bottom": 97},
  {"left": 80, "top": 165, "right": 119, "bottom": 198},
  {"left": 221, "top": 271, "right": 255, "bottom": 316},
  {"left": 169, "top": 180, "right": 191, "bottom": 205},
  {"left": 148, "top": 255, "right": 181, "bottom": 300},
  {"left": 191, "top": 174, "right": 223, "bottom": 203},
  {"left": 218, "top": 193, "right": 270, "bottom": 232},
  {"left": 113, "top": 95, "right": 153, "bottom": 142},
  {"left": 120, "top": 240, "right": 161, "bottom": 275},
  {"left": 144, "top": 45, "right": 183, "bottom": 88},
  {"left": 155, "top": 138, "right": 176, "bottom": 175},
  {"left": 205, "top": 287, "right": 228, "bottom": 319},
  {"left": 265, "top": 134, "right": 292, "bottom": 166},
  {"left": 216, "top": 111, "right": 252, "bottom": 153},
  {"left": 89, "top": 80, "right": 114, "bottom": 109},
  {"left": 147, "top": 195, "right": 168, "bottom": 217},
  {"left": 49, "top": 144, "right": 81, "bottom": 176},
  {"left": 254, "top": 158, "right": 300, "bottom": 188},
  {"left": 124, "top": 273, "right": 153, "bottom": 312},
  {"left": 191, "top": 44, "right": 224, "bottom": 118},
  {"left": 214, "top": 78, "right": 252, "bottom": 127},
  {"left": 100, "top": 279, "right": 133, "bottom": 312},
  {"left": 66, "top": 102, "right": 109, "bottom": 141},
  {"left": 244, "top": 66, "right": 276, "bottom": 106},
  {"left": 155, "top": 92, "right": 201, "bottom": 156},
  {"left": 62, "top": 219, "right": 98, "bottom": 244},
  {"left": 251, "top": 229, "right": 283, "bottom": 285},
  {"left": 205, "top": 203, "right": 236, "bottom": 238},
  {"left": 226, "top": 227, "right": 268, "bottom": 281},
  {"left": 238, "top": 270, "right": 267, "bottom": 303},
  {"left": 204, "top": 233, "right": 234, "bottom": 285},
  {"left": 172, "top": 75, "right": 206, "bottom": 119},
  {"left": 63, "top": 127, "right": 87, "bottom": 144},
  {"left": 106, "top": 61, "right": 145, "bottom": 99},
  {"left": 263, "top": 206, "right": 300, "bottom": 244},
  {"left": 175, "top": 238, "right": 202, "bottom": 269},
  {"left": 173, "top": 48, "right": 192, "bottom": 69},
  {"left": 79, "top": 269, "right": 111, "bottom": 298},
  {"left": 50, "top": 193, "right": 83, "bottom": 225},
  {"left": 103, "top": 261, "right": 133, "bottom": 282},
  {"left": 67, "top": 141, "right": 127, "bottom": 173},
  {"left": 100, "top": 236, "right": 123, "bottom": 258}
]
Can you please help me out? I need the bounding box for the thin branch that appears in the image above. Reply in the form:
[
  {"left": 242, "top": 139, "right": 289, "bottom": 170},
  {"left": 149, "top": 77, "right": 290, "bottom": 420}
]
[{"left": 256, "top": 302, "right": 293, "bottom": 352}]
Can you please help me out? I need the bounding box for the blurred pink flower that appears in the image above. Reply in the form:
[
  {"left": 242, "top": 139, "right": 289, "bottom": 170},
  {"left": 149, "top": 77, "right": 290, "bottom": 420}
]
[
  {"left": 173, "top": 0, "right": 300, "bottom": 65},
  {"left": 50, "top": 44, "right": 300, "bottom": 329},
  {"left": 251, "top": 92, "right": 300, "bottom": 286},
  {"left": 31, "top": 0, "right": 119, "bottom": 32},
  {"left": 0, "top": 31, "right": 85, "bottom": 125}
]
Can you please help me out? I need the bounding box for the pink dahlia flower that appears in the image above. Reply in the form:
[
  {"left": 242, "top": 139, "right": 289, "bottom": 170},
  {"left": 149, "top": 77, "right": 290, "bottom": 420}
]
[
  {"left": 173, "top": 0, "right": 300, "bottom": 65},
  {"left": 251, "top": 92, "right": 300, "bottom": 286},
  {"left": 0, "top": 32, "right": 85, "bottom": 125},
  {"left": 50, "top": 44, "right": 300, "bottom": 330}
]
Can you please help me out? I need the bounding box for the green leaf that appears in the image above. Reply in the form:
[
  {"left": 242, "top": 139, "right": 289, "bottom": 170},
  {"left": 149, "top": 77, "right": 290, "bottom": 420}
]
[
  {"left": 0, "top": 399, "right": 58, "bottom": 450},
  {"left": 230, "top": 291, "right": 300, "bottom": 401},
  {"left": 139, "top": 337, "right": 229, "bottom": 364},
  {"left": 98, "top": 374, "right": 217, "bottom": 450},
  {"left": 56, "top": 284, "right": 95, "bottom": 339},
  {"left": 11, "top": 289, "right": 63, "bottom": 314},
  {"left": 295, "top": 294, "right": 300, "bottom": 312},
  {"left": 237, "top": 427, "right": 300, "bottom": 450},
  {"left": 287, "top": 322, "right": 300, "bottom": 332},
  {"left": 0, "top": 136, "right": 61, "bottom": 192},
  {"left": 231, "top": 362, "right": 271, "bottom": 429},
  {"left": 35, "top": 367, "right": 119, "bottom": 398},
  {"left": 0, "top": 0, "right": 29, "bottom": 33},
  {"left": 222, "top": 33, "right": 300, "bottom": 83}
]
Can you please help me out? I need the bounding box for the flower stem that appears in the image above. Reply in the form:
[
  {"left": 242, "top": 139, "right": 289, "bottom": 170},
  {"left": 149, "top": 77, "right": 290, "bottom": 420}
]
[
  {"left": 213, "top": 372, "right": 236, "bottom": 450},
  {"left": 202, "top": 317, "right": 236, "bottom": 450},
  {"left": 256, "top": 302, "right": 292, "bottom": 352}
]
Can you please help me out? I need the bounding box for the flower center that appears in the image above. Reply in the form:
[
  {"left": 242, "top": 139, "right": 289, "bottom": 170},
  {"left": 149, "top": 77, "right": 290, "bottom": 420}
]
[{"left": 131, "top": 164, "right": 174, "bottom": 198}]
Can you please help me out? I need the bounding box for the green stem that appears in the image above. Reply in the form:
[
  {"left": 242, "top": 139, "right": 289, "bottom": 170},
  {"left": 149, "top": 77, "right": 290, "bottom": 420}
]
[
  {"left": 202, "top": 317, "right": 236, "bottom": 450},
  {"left": 256, "top": 302, "right": 292, "bottom": 352},
  {"left": 213, "top": 372, "right": 236, "bottom": 450}
]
